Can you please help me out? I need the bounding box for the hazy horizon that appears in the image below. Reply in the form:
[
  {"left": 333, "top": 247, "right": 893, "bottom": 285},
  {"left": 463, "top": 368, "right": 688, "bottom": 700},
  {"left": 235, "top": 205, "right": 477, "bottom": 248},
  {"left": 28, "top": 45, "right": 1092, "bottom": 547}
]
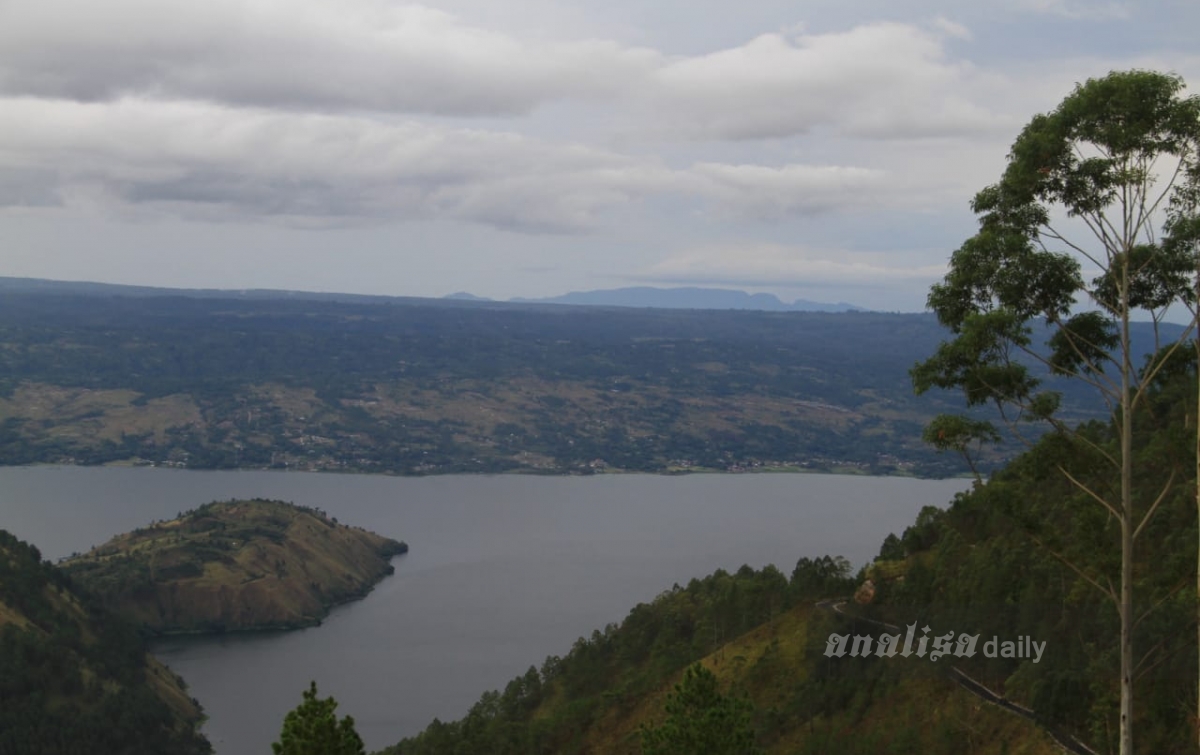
[{"left": 3, "top": 0, "right": 1197, "bottom": 313}]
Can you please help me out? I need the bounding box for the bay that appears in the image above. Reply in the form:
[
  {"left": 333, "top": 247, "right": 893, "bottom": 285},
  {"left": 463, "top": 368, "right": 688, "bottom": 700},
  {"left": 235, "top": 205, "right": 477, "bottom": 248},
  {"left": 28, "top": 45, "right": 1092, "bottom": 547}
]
[{"left": 0, "top": 466, "right": 970, "bottom": 754}]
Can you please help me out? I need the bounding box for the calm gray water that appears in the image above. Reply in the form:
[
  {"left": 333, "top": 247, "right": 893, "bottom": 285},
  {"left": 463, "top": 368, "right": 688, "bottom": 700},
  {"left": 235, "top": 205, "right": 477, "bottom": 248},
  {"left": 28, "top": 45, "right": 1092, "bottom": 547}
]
[{"left": 0, "top": 466, "right": 969, "bottom": 754}]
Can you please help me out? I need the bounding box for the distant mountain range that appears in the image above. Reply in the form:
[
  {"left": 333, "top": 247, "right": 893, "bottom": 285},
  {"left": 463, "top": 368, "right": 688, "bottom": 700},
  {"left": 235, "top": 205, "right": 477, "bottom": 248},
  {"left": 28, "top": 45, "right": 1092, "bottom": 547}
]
[
  {"left": 0, "top": 278, "right": 861, "bottom": 313},
  {"left": 467, "top": 286, "right": 864, "bottom": 312}
]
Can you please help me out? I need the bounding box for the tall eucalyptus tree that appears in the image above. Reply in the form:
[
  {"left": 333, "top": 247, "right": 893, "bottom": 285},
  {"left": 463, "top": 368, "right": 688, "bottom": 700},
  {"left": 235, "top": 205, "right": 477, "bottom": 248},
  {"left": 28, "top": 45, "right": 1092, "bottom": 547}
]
[{"left": 912, "top": 70, "right": 1200, "bottom": 754}]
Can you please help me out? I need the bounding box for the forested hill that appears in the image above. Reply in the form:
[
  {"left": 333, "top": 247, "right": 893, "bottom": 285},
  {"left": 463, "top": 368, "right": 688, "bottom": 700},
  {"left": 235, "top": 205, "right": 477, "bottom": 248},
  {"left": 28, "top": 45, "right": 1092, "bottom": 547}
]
[
  {"left": 0, "top": 281, "right": 1172, "bottom": 475},
  {"left": 384, "top": 356, "right": 1200, "bottom": 755},
  {"left": 0, "top": 530, "right": 211, "bottom": 755}
]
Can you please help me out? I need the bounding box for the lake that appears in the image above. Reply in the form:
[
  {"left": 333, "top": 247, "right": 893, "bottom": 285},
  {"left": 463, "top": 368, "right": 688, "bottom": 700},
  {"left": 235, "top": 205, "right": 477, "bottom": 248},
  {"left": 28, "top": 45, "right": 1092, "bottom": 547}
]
[{"left": 0, "top": 466, "right": 970, "bottom": 754}]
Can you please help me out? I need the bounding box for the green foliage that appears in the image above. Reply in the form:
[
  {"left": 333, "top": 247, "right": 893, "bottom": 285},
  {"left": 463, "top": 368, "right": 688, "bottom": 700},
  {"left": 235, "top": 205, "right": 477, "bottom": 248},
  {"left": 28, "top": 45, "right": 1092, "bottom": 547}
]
[
  {"left": 385, "top": 561, "right": 827, "bottom": 755},
  {"left": 640, "top": 664, "right": 763, "bottom": 755},
  {"left": 920, "top": 414, "right": 1000, "bottom": 481},
  {"left": 272, "top": 681, "right": 364, "bottom": 755},
  {"left": 0, "top": 530, "right": 210, "bottom": 755},
  {"left": 912, "top": 68, "right": 1200, "bottom": 755},
  {"left": 877, "top": 533, "right": 905, "bottom": 561},
  {"left": 914, "top": 69, "right": 1200, "bottom": 423},
  {"left": 869, "top": 360, "right": 1199, "bottom": 752},
  {"left": 789, "top": 555, "right": 855, "bottom": 599},
  {"left": 898, "top": 505, "right": 946, "bottom": 555}
]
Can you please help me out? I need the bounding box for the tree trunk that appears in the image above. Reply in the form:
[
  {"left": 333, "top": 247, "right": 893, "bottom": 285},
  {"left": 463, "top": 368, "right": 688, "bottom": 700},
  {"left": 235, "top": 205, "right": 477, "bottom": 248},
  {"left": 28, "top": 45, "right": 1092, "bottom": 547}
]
[
  {"left": 1121, "top": 511, "right": 1134, "bottom": 755},
  {"left": 1120, "top": 271, "right": 1134, "bottom": 755}
]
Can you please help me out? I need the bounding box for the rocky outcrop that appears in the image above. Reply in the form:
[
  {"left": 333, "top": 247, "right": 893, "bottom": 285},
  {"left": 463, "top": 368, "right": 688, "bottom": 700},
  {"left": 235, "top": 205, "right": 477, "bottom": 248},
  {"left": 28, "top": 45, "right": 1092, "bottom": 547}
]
[{"left": 854, "top": 578, "right": 876, "bottom": 605}]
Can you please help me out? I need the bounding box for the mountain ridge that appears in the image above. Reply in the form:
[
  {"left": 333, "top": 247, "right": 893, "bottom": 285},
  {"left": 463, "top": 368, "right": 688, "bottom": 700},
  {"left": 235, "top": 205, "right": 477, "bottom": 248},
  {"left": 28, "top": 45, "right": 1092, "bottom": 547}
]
[
  {"left": 507, "top": 286, "right": 864, "bottom": 312},
  {"left": 0, "top": 276, "right": 862, "bottom": 313}
]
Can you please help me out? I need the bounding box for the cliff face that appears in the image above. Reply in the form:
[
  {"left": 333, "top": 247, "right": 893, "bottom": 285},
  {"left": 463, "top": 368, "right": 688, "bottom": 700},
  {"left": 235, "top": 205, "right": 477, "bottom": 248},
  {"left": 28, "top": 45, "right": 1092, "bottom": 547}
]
[{"left": 64, "top": 499, "right": 407, "bottom": 633}]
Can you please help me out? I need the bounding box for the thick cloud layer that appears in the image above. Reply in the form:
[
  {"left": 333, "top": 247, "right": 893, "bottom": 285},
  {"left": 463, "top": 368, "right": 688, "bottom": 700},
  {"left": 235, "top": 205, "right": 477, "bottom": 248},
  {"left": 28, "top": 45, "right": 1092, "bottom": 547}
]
[
  {"left": 1, "top": 96, "right": 917, "bottom": 231},
  {"left": 1, "top": 0, "right": 1197, "bottom": 306},
  {"left": 0, "top": 1, "right": 655, "bottom": 115}
]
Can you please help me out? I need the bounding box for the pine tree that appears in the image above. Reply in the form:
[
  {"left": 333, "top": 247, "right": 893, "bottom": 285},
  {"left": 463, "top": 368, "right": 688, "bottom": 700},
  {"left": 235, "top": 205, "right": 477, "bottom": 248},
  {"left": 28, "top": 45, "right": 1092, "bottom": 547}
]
[
  {"left": 272, "top": 681, "right": 364, "bottom": 755},
  {"left": 640, "top": 664, "right": 762, "bottom": 755}
]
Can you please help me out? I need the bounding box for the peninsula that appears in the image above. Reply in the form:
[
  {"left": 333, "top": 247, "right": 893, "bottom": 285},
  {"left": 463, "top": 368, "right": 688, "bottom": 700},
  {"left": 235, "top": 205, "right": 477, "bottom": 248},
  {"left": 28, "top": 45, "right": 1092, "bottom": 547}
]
[{"left": 63, "top": 499, "right": 407, "bottom": 633}]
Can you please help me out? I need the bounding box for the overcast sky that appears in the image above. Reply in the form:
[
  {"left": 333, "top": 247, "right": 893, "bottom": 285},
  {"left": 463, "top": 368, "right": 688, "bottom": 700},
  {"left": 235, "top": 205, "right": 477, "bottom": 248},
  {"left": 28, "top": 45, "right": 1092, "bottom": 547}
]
[{"left": 2, "top": 0, "right": 1198, "bottom": 310}]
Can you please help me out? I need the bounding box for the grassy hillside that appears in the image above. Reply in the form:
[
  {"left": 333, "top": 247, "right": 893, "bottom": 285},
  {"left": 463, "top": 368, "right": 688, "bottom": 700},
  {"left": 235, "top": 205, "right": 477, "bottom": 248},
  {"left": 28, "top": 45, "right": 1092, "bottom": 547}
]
[
  {"left": 63, "top": 499, "right": 407, "bottom": 633},
  {"left": 381, "top": 560, "right": 1062, "bottom": 755},
  {"left": 0, "top": 530, "right": 210, "bottom": 755},
  {"left": 559, "top": 606, "right": 1061, "bottom": 755}
]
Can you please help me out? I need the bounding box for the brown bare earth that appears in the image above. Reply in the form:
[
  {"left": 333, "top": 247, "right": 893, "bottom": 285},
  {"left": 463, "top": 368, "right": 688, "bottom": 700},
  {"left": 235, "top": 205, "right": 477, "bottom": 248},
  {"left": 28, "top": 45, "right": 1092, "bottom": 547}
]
[
  {"left": 0, "top": 377, "right": 963, "bottom": 475},
  {"left": 0, "top": 383, "right": 202, "bottom": 443}
]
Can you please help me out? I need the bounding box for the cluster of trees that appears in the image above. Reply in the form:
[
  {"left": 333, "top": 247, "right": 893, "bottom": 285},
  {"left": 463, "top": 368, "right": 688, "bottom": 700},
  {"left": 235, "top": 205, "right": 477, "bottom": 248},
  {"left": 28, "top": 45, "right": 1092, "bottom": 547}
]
[
  {"left": 0, "top": 531, "right": 210, "bottom": 755},
  {"left": 270, "top": 671, "right": 760, "bottom": 755},
  {"left": 382, "top": 559, "right": 854, "bottom": 755},
  {"left": 639, "top": 664, "right": 762, "bottom": 755},
  {"left": 861, "top": 373, "right": 1196, "bottom": 751}
]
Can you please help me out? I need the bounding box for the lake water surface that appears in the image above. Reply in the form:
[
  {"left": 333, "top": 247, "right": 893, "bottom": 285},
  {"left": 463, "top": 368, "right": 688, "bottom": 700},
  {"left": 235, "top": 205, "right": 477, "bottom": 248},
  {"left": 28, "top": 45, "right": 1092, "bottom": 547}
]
[{"left": 0, "top": 466, "right": 970, "bottom": 754}]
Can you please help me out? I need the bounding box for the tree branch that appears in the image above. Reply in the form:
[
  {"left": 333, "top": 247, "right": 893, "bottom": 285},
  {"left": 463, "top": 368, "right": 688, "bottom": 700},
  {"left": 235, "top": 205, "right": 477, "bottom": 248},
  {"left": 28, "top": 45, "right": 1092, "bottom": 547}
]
[
  {"left": 1026, "top": 531, "right": 1117, "bottom": 605},
  {"left": 1133, "top": 576, "right": 1190, "bottom": 632},
  {"left": 1056, "top": 464, "right": 1123, "bottom": 520},
  {"left": 1133, "top": 469, "right": 1177, "bottom": 541}
]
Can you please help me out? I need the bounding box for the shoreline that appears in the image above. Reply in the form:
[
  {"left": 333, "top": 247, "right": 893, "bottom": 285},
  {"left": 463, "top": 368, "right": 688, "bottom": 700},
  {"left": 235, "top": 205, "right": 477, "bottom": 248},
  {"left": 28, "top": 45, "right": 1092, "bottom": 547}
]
[
  {"left": 145, "top": 551, "right": 408, "bottom": 638},
  {"left": 7, "top": 460, "right": 977, "bottom": 482}
]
